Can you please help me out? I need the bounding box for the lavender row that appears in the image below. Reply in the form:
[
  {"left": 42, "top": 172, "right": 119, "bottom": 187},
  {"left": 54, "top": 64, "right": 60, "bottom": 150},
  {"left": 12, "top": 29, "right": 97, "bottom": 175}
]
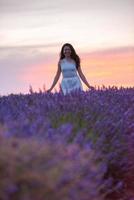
[{"left": 0, "top": 86, "right": 134, "bottom": 199}]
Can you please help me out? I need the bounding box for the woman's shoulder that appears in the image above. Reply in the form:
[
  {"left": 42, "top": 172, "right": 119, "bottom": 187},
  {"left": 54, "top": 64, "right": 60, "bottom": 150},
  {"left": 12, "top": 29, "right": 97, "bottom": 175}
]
[
  {"left": 58, "top": 59, "right": 65, "bottom": 69},
  {"left": 58, "top": 58, "right": 66, "bottom": 65},
  {"left": 60, "top": 58, "right": 65, "bottom": 62}
]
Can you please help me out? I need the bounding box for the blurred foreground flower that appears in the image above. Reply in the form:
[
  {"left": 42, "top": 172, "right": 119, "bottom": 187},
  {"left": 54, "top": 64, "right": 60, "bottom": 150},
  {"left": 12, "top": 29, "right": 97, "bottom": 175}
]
[{"left": 0, "top": 136, "right": 104, "bottom": 200}]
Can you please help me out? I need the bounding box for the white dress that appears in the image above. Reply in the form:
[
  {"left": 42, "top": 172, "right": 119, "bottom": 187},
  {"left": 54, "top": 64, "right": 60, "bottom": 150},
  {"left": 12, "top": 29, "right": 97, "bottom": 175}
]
[{"left": 60, "top": 59, "right": 83, "bottom": 95}]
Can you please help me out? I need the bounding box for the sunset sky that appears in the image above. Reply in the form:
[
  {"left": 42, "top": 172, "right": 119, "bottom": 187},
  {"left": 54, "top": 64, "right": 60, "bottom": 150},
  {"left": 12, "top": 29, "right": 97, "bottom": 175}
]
[{"left": 0, "top": 0, "right": 134, "bottom": 95}]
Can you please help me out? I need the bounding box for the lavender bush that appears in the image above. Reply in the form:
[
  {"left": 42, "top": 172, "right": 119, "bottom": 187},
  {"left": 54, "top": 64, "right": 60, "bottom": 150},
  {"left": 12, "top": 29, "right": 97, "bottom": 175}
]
[
  {"left": 0, "top": 136, "right": 104, "bottom": 200},
  {"left": 0, "top": 86, "right": 134, "bottom": 200}
]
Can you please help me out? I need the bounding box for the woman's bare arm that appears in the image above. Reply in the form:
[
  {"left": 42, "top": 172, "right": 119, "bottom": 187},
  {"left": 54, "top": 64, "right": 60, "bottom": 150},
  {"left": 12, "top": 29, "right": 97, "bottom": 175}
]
[
  {"left": 47, "top": 61, "right": 61, "bottom": 92},
  {"left": 77, "top": 66, "right": 94, "bottom": 89}
]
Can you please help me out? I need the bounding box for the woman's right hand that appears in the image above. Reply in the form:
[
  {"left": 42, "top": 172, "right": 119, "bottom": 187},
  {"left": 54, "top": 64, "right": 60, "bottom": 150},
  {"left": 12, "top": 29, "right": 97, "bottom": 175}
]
[{"left": 46, "top": 89, "right": 52, "bottom": 93}]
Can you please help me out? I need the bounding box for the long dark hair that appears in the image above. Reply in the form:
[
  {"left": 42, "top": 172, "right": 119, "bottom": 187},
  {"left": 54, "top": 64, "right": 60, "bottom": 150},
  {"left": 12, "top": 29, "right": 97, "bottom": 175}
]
[{"left": 59, "top": 43, "right": 80, "bottom": 69}]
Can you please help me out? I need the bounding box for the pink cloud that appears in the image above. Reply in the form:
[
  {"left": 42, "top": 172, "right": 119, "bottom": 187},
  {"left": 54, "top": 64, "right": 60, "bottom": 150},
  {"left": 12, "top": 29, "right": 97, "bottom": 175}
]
[{"left": 80, "top": 46, "right": 134, "bottom": 88}]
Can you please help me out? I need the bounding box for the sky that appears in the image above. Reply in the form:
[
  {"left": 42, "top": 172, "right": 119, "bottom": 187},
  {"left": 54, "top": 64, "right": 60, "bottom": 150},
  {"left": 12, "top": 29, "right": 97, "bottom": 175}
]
[{"left": 0, "top": 0, "right": 134, "bottom": 95}]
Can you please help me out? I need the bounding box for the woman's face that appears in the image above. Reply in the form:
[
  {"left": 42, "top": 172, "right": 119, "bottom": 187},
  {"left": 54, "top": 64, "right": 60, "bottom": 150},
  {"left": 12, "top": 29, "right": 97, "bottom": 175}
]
[{"left": 63, "top": 46, "right": 71, "bottom": 57}]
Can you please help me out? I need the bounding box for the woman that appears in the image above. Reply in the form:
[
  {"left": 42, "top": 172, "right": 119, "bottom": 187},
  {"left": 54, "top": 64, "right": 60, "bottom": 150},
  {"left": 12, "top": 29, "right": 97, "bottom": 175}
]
[{"left": 47, "top": 43, "right": 94, "bottom": 95}]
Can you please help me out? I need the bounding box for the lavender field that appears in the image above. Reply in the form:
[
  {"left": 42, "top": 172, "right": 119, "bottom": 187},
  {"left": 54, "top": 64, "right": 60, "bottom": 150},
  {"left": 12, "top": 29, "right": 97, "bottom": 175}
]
[{"left": 0, "top": 86, "right": 134, "bottom": 200}]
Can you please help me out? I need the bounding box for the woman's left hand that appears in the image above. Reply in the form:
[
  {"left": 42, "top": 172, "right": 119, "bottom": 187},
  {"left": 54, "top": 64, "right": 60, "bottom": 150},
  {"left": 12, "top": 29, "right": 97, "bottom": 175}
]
[{"left": 89, "top": 86, "right": 95, "bottom": 90}]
